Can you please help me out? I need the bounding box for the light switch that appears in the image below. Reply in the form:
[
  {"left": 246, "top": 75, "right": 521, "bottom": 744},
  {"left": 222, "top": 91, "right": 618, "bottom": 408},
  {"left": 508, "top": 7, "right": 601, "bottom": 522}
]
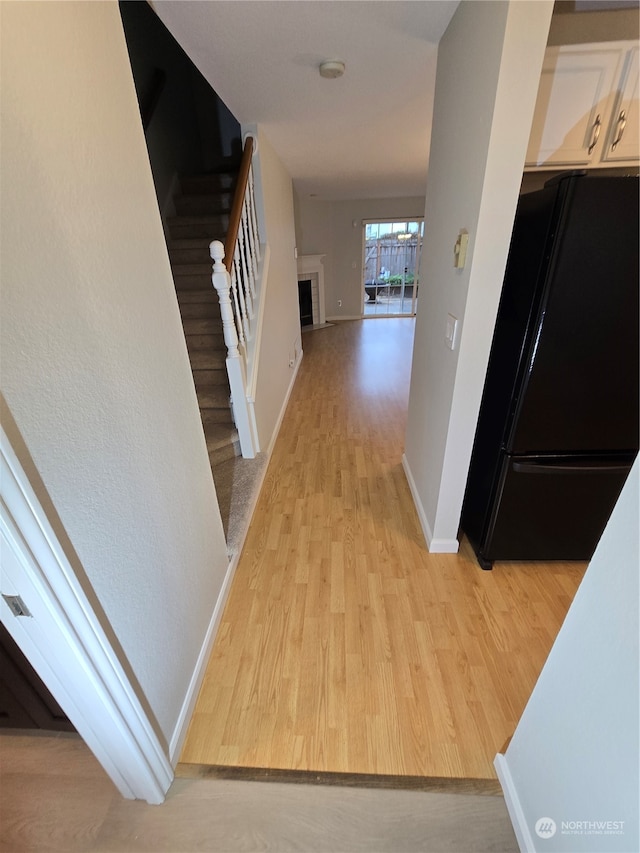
[{"left": 445, "top": 313, "right": 459, "bottom": 350}]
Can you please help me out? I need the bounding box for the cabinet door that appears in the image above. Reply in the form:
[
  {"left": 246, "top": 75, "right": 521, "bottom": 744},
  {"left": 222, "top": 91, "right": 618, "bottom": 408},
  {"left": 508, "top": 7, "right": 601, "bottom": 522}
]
[
  {"left": 602, "top": 46, "right": 639, "bottom": 163},
  {"left": 526, "top": 44, "right": 624, "bottom": 168}
]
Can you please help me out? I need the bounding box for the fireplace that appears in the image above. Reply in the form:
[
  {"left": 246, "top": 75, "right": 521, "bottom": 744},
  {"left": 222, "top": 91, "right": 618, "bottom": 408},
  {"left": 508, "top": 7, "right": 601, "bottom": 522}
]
[
  {"left": 297, "top": 254, "right": 326, "bottom": 327},
  {"left": 298, "top": 279, "right": 313, "bottom": 326}
]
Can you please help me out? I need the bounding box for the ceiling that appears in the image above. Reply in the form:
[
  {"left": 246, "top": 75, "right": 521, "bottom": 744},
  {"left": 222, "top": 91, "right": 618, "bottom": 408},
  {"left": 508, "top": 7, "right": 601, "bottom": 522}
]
[{"left": 150, "top": 1, "right": 460, "bottom": 201}]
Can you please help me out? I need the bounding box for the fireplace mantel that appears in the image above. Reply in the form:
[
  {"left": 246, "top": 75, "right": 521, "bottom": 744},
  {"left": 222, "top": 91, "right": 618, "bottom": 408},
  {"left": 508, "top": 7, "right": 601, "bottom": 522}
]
[{"left": 297, "top": 254, "right": 326, "bottom": 326}]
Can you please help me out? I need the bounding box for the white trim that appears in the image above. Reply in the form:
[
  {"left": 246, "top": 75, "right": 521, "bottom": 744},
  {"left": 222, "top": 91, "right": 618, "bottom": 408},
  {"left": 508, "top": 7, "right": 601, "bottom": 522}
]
[
  {"left": 429, "top": 539, "right": 460, "bottom": 554},
  {"left": 169, "top": 554, "right": 232, "bottom": 763},
  {"left": 168, "top": 435, "right": 272, "bottom": 763},
  {"left": 325, "top": 314, "right": 362, "bottom": 322},
  {"left": 242, "top": 130, "right": 258, "bottom": 156},
  {"left": 361, "top": 216, "right": 425, "bottom": 226},
  {"left": 246, "top": 243, "right": 271, "bottom": 406},
  {"left": 402, "top": 453, "right": 433, "bottom": 547},
  {"left": 494, "top": 753, "right": 535, "bottom": 852},
  {"left": 267, "top": 351, "right": 303, "bottom": 457},
  {"left": 168, "top": 582, "right": 224, "bottom": 764},
  {"left": 0, "top": 427, "right": 173, "bottom": 804},
  {"left": 401, "top": 453, "right": 459, "bottom": 554},
  {"left": 429, "top": 538, "right": 460, "bottom": 554}
]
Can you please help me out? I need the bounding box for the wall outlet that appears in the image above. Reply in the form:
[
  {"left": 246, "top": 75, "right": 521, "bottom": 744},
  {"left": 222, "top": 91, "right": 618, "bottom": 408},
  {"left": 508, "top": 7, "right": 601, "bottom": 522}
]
[
  {"left": 338, "top": 299, "right": 342, "bottom": 307},
  {"left": 289, "top": 339, "right": 299, "bottom": 368}
]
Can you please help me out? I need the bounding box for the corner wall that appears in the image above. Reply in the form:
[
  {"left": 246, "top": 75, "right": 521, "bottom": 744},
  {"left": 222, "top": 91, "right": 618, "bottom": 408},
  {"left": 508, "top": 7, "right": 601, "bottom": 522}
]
[
  {"left": 247, "top": 127, "right": 302, "bottom": 451},
  {"left": 403, "top": 0, "right": 554, "bottom": 551},
  {"left": 497, "top": 460, "right": 639, "bottom": 853},
  {"left": 0, "top": 1, "right": 229, "bottom": 747}
]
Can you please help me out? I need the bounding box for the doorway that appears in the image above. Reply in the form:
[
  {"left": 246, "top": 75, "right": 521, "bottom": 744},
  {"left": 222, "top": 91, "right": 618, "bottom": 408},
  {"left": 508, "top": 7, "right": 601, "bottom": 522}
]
[
  {"left": 0, "top": 623, "right": 74, "bottom": 732},
  {"left": 362, "top": 220, "right": 424, "bottom": 317}
]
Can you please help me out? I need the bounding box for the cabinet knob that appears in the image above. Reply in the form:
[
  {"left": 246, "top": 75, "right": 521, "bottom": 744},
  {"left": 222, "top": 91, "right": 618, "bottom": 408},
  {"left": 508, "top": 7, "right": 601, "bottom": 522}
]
[{"left": 611, "top": 110, "right": 627, "bottom": 151}]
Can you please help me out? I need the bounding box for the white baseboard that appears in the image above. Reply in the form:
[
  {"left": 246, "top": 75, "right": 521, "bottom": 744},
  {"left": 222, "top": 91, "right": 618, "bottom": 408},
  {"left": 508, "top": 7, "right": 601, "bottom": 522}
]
[
  {"left": 402, "top": 453, "right": 433, "bottom": 547},
  {"left": 267, "top": 350, "right": 303, "bottom": 457},
  {"left": 169, "top": 554, "right": 235, "bottom": 764},
  {"left": 494, "top": 753, "right": 534, "bottom": 853},
  {"left": 429, "top": 538, "right": 459, "bottom": 553},
  {"left": 325, "top": 314, "right": 362, "bottom": 322},
  {"left": 169, "top": 557, "right": 232, "bottom": 768},
  {"left": 401, "top": 454, "right": 459, "bottom": 554},
  {"left": 169, "top": 415, "right": 275, "bottom": 763}
]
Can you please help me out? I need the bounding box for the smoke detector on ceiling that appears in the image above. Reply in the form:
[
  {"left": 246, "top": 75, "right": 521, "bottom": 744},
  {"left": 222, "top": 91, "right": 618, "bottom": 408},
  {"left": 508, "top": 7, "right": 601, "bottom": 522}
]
[{"left": 319, "top": 60, "right": 345, "bottom": 79}]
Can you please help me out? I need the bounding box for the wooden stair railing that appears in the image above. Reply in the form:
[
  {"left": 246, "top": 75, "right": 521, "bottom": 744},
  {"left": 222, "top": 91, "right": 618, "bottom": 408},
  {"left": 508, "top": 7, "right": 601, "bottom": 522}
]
[{"left": 210, "top": 135, "right": 261, "bottom": 458}]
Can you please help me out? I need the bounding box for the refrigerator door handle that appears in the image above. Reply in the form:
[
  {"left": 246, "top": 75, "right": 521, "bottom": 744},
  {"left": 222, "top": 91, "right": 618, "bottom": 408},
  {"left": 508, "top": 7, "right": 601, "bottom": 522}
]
[{"left": 513, "top": 460, "right": 631, "bottom": 475}]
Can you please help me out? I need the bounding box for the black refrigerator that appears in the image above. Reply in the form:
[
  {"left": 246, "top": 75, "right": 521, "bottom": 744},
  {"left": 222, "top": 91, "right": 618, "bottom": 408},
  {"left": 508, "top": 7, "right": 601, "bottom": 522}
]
[{"left": 461, "top": 171, "right": 639, "bottom": 570}]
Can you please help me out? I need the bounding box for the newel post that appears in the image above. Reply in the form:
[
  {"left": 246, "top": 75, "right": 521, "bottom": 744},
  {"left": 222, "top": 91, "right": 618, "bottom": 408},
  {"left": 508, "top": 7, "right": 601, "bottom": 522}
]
[
  {"left": 210, "top": 240, "right": 240, "bottom": 359},
  {"left": 209, "top": 240, "right": 257, "bottom": 459}
]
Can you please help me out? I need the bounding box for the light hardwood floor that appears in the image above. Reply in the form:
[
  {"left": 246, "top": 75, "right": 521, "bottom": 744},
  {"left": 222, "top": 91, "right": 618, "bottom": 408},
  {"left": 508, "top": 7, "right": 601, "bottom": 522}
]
[
  {"left": 180, "top": 319, "right": 586, "bottom": 779},
  {"left": 0, "top": 733, "right": 519, "bottom": 852}
]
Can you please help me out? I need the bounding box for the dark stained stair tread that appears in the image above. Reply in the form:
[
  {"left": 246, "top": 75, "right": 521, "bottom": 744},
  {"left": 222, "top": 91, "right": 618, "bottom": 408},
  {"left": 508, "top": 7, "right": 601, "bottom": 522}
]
[
  {"left": 180, "top": 172, "right": 237, "bottom": 195},
  {"left": 168, "top": 168, "right": 243, "bottom": 495}
]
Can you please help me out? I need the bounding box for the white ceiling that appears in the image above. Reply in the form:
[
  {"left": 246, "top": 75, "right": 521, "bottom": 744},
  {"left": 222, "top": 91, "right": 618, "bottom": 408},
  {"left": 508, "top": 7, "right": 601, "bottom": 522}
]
[{"left": 151, "top": 1, "right": 460, "bottom": 200}]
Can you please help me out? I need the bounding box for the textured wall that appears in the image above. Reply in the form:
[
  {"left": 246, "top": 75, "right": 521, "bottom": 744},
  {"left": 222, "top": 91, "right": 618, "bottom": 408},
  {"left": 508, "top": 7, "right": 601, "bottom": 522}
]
[
  {"left": 502, "top": 460, "right": 639, "bottom": 852},
  {"left": 248, "top": 126, "right": 303, "bottom": 452},
  {"left": 0, "top": 1, "right": 229, "bottom": 746},
  {"left": 404, "top": 0, "right": 553, "bottom": 549}
]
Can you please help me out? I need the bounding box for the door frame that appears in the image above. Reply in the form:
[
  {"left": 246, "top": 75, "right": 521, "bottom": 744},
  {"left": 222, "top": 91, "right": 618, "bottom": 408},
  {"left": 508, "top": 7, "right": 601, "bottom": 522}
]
[
  {"left": 0, "top": 426, "right": 173, "bottom": 803},
  {"left": 361, "top": 218, "right": 424, "bottom": 317}
]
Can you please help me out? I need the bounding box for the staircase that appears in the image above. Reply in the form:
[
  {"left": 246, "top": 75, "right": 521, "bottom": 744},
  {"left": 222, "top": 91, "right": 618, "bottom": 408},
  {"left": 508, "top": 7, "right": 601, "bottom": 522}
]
[{"left": 166, "top": 171, "right": 241, "bottom": 471}]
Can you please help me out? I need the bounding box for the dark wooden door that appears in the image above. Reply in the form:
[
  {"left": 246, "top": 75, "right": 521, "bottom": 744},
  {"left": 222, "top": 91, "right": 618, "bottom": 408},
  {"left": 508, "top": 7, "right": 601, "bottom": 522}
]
[{"left": 0, "top": 623, "right": 74, "bottom": 731}]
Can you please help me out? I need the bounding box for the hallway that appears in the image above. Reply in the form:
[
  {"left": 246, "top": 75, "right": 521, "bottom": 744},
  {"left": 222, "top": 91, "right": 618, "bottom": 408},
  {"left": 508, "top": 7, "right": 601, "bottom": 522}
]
[{"left": 180, "top": 319, "right": 585, "bottom": 780}]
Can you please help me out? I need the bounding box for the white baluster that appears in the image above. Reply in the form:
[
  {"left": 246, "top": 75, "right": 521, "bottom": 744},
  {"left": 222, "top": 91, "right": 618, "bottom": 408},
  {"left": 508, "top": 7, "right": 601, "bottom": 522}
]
[
  {"left": 241, "top": 205, "right": 255, "bottom": 313},
  {"left": 233, "top": 241, "right": 250, "bottom": 342},
  {"left": 248, "top": 165, "right": 261, "bottom": 264},
  {"left": 228, "top": 264, "right": 245, "bottom": 348},
  {"left": 238, "top": 210, "right": 252, "bottom": 321}
]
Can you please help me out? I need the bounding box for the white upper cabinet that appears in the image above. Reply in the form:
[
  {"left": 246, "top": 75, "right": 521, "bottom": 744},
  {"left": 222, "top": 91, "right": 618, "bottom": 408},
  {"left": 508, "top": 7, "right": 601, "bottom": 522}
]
[
  {"left": 601, "top": 45, "right": 639, "bottom": 164},
  {"left": 526, "top": 41, "right": 639, "bottom": 169}
]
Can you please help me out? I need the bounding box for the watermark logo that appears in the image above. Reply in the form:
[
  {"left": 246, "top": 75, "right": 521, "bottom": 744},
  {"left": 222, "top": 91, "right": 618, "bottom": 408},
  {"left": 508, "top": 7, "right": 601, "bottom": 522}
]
[
  {"left": 561, "top": 820, "right": 625, "bottom": 836},
  {"left": 534, "top": 816, "right": 626, "bottom": 839},
  {"left": 535, "top": 817, "right": 557, "bottom": 839}
]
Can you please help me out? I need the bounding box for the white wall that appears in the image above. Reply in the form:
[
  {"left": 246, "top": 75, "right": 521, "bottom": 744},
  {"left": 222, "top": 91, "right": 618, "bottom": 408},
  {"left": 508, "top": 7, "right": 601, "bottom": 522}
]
[
  {"left": 497, "top": 459, "right": 639, "bottom": 853},
  {"left": 0, "top": 1, "right": 229, "bottom": 748},
  {"left": 295, "top": 195, "right": 425, "bottom": 320},
  {"left": 249, "top": 127, "right": 302, "bottom": 451},
  {"left": 403, "top": 0, "right": 554, "bottom": 552}
]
